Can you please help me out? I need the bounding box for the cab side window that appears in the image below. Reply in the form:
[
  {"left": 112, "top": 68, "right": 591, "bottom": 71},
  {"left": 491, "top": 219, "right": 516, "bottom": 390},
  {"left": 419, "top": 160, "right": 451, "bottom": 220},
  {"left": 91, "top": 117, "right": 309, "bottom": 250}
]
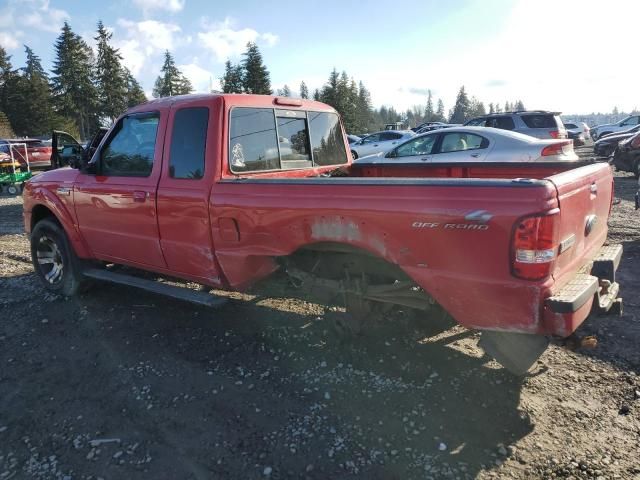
[
  {"left": 440, "top": 133, "right": 487, "bottom": 152},
  {"left": 169, "top": 107, "right": 209, "bottom": 179},
  {"left": 101, "top": 114, "right": 159, "bottom": 177},
  {"left": 395, "top": 135, "right": 437, "bottom": 157},
  {"left": 466, "top": 118, "right": 486, "bottom": 127}
]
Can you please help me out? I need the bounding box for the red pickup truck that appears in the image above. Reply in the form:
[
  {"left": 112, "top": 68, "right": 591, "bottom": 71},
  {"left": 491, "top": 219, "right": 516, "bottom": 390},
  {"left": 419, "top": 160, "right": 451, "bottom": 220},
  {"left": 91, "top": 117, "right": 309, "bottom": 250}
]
[{"left": 23, "top": 94, "right": 622, "bottom": 374}]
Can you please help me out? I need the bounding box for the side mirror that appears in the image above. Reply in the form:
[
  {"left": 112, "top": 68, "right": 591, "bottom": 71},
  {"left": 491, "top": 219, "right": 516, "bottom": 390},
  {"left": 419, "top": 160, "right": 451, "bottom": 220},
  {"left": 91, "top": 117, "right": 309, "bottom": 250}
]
[
  {"left": 386, "top": 149, "right": 397, "bottom": 158},
  {"left": 81, "top": 160, "right": 98, "bottom": 175}
]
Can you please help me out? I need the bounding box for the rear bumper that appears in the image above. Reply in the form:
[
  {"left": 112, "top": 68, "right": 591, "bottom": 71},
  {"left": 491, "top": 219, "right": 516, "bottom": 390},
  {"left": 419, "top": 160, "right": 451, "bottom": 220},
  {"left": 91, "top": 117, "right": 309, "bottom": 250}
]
[{"left": 542, "top": 244, "right": 622, "bottom": 336}]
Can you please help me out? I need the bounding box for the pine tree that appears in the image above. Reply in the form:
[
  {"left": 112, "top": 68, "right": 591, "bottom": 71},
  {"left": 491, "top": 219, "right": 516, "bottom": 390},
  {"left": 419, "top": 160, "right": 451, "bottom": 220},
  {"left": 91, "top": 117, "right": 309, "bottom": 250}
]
[
  {"left": 355, "top": 80, "right": 372, "bottom": 132},
  {"left": 449, "top": 86, "right": 471, "bottom": 123},
  {"left": 488, "top": 102, "right": 495, "bottom": 114},
  {"left": 435, "top": 99, "right": 445, "bottom": 122},
  {"left": 299, "top": 81, "right": 308, "bottom": 99},
  {"left": 95, "top": 20, "right": 128, "bottom": 121},
  {"left": 152, "top": 50, "right": 193, "bottom": 98},
  {"left": 504, "top": 101, "right": 511, "bottom": 112},
  {"left": 469, "top": 97, "right": 486, "bottom": 118},
  {"left": 220, "top": 60, "right": 243, "bottom": 93},
  {"left": 0, "top": 46, "right": 16, "bottom": 123},
  {"left": 514, "top": 100, "right": 525, "bottom": 111},
  {"left": 123, "top": 68, "right": 146, "bottom": 107},
  {"left": 51, "top": 22, "right": 100, "bottom": 139},
  {"left": 241, "top": 42, "right": 271, "bottom": 94},
  {"left": 312, "top": 89, "right": 320, "bottom": 101},
  {"left": 319, "top": 69, "right": 339, "bottom": 108},
  {"left": 5, "top": 45, "right": 56, "bottom": 136},
  {"left": 0, "top": 110, "right": 14, "bottom": 138},
  {"left": 425, "top": 90, "right": 434, "bottom": 122},
  {"left": 277, "top": 84, "right": 291, "bottom": 97}
]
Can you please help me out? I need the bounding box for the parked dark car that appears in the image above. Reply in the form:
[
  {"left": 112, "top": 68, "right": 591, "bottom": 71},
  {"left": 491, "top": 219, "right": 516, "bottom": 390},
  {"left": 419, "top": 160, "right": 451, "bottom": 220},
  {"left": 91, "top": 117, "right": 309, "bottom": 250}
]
[
  {"left": 411, "top": 121, "right": 446, "bottom": 132},
  {"left": 612, "top": 131, "right": 640, "bottom": 178},
  {"left": 594, "top": 125, "right": 640, "bottom": 157}
]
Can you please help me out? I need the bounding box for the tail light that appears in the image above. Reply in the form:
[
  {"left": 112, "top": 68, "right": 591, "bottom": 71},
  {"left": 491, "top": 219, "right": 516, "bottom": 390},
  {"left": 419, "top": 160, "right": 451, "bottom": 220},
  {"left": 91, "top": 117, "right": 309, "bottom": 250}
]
[
  {"left": 549, "top": 130, "right": 559, "bottom": 138},
  {"left": 631, "top": 135, "right": 640, "bottom": 149},
  {"left": 541, "top": 141, "right": 572, "bottom": 157},
  {"left": 511, "top": 210, "right": 559, "bottom": 280}
]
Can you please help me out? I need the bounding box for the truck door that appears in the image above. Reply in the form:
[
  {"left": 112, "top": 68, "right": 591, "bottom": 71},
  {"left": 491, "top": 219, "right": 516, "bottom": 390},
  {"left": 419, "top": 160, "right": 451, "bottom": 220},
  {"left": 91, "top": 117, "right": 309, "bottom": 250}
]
[
  {"left": 156, "top": 101, "right": 222, "bottom": 285},
  {"left": 74, "top": 112, "right": 167, "bottom": 268}
]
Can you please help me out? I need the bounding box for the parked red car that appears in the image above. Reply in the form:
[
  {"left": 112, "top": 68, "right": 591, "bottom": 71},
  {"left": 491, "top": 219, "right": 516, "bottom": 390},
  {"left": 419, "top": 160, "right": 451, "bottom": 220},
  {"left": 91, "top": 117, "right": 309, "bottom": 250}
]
[
  {"left": 0, "top": 138, "right": 52, "bottom": 170},
  {"left": 22, "top": 94, "right": 622, "bottom": 375}
]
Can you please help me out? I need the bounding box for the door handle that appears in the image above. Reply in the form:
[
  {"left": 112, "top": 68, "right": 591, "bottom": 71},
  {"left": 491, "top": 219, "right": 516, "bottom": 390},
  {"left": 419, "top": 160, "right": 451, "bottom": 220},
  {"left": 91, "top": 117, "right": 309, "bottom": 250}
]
[
  {"left": 421, "top": 157, "right": 431, "bottom": 162},
  {"left": 373, "top": 144, "right": 379, "bottom": 147},
  {"left": 470, "top": 153, "right": 480, "bottom": 158},
  {"left": 133, "top": 190, "right": 149, "bottom": 202}
]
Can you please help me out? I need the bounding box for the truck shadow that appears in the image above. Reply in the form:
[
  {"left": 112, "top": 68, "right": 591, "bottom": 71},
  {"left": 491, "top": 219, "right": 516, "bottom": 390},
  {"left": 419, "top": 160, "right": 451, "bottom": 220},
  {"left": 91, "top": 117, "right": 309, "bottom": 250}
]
[{"left": 0, "top": 273, "right": 533, "bottom": 480}]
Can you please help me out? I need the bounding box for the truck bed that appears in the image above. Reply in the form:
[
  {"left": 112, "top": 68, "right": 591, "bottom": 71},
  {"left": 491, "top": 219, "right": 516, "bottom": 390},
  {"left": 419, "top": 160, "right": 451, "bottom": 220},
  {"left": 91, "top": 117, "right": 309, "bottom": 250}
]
[{"left": 212, "top": 160, "right": 614, "bottom": 338}]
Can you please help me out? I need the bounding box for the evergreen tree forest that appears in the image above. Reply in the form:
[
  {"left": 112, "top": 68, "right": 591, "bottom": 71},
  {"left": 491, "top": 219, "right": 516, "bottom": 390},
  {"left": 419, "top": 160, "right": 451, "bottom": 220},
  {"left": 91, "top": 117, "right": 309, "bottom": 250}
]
[
  {"left": 1, "top": 23, "right": 622, "bottom": 141},
  {"left": 0, "top": 21, "right": 149, "bottom": 140}
]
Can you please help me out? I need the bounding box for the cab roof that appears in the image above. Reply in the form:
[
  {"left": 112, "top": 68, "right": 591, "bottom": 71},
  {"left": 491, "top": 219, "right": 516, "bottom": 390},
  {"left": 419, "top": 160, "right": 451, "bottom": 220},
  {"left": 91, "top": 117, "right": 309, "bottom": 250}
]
[{"left": 129, "top": 93, "right": 336, "bottom": 114}]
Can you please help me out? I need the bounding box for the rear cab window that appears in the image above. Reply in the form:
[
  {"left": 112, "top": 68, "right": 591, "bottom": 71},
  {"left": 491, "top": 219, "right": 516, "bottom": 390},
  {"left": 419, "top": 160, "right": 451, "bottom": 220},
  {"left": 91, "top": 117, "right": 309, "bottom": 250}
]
[
  {"left": 229, "top": 107, "right": 348, "bottom": 173},
  {"left": 521, "top": 114, "right": 558, "bottom": 129},
  {"left": 486, "top": 116, "right": 515, "bottom": 130}
]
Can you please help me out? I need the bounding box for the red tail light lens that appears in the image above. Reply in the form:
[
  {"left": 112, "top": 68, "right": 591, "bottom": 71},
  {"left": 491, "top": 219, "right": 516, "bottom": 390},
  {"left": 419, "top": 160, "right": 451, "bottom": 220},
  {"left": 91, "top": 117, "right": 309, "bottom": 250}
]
[
  {"left": 541, "top": 141, "right": 572, "bottom": 157},
  {"left": 549, "top": 130, "right": 559, "bottom": 138},
  {"left": 512, "top": 211, "right": 559, "bottom": 280},
  {"left": 631, "top": 135, "right": 640, "bottom": 149}
]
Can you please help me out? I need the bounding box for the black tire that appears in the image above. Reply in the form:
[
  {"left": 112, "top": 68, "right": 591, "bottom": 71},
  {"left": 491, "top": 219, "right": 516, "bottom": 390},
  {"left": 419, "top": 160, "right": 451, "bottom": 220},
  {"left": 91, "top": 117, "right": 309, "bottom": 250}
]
[
  {"left": 30, "top": 218, "right": 87, "bottom": 296},
  {"left": 351, "top": 150, "right": 358, "bottom": 160},
  {"left": 6, "top": 185, "right": 18, "bottom": 195},
  {"left": 633, "top": 159, "right": 640, "bottom": 179}
]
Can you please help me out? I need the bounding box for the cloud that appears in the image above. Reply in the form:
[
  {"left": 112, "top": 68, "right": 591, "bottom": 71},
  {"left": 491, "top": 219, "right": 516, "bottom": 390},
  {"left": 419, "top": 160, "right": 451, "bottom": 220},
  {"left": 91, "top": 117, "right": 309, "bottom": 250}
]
[
  {"left": 0, "top": 31, "right": 21, "bottom": 50},
  {"left": 197, "top": 17, "right": 278, "bottom": 62},
  {"left": 115, "top": 19, "right": 188, "bottom": 75},
  {"left": 485, "top": 79, "right": 506, "bottom": 88},
  {"left": 0, "top": 0, "right": 69, "bottom": 36},
  {"left": 404, "top": 87, "right": 433, "bottom": 96},
  {"left": 132, "top": 0, "right": 185, "bottom": 15},
  {"left": 179, "top": 62, "right": 215, "bottom": 92}
]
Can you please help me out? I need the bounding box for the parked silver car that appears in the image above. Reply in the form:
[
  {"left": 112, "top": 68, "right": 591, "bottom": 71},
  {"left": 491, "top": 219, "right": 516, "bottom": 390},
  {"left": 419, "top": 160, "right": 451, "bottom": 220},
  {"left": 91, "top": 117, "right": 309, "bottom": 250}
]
[
  {"left": 464, "top": 111, "right": 567, "bottom": 139},
  {"left": 350, "top": 130, "right": 415, "bottom": 159},
  {"left": 352, "top": 127, "right": 579, "bottom": 164}
]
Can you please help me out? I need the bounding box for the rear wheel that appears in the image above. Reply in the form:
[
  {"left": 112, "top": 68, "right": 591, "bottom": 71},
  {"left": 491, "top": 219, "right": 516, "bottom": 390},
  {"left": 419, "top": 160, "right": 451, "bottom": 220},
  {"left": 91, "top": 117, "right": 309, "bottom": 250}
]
[
  {"left": 350, "top": 150, "right": 358, "bottom": 160},
  {"left": 30, "top": 218, "right": 87, "bottom": 296},
  {"left": 6, "top": 185, "right": 18, "bottom": 195}
]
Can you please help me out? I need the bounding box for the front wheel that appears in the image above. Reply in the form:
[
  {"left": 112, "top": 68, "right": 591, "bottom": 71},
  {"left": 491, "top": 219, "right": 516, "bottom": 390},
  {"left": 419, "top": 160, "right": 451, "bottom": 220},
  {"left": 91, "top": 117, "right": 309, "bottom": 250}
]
[
  {"left": 350, "top": 150, "right": 358, "bottom": 160},
  {"left": 30, "top": 218, "right": 87, "bottom": 296}
]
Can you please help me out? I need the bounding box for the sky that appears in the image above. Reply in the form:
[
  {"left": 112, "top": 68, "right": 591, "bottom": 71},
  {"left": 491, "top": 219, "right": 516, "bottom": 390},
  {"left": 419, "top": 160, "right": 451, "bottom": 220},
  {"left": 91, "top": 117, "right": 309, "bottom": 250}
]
[{"left": 0, "top": 0, "right": 638, "bottom": 115}]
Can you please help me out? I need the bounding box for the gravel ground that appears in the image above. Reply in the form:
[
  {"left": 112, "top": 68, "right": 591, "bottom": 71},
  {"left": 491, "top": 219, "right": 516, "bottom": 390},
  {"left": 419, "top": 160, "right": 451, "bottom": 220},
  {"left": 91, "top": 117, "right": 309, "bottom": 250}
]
[{"left": 1, "top": 153, "right": 639, "bottom": 480}]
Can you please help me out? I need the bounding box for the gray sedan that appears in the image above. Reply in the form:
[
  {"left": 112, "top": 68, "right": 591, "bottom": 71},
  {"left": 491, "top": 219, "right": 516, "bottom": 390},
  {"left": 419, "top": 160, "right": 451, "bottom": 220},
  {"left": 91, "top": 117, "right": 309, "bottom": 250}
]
[{"left": 352, "top": 126, "right": 579, "bottom": 164}]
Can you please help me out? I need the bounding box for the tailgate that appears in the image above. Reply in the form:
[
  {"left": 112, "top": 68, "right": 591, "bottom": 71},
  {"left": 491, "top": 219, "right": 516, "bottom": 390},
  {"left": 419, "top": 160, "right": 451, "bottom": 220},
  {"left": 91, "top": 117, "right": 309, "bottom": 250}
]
[{"left": 547, "top": 162, "right": 613, "bottom": 288}]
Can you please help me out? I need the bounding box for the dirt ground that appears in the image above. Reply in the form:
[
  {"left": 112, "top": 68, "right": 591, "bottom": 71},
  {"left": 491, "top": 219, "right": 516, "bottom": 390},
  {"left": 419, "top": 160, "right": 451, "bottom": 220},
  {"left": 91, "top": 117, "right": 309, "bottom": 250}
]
[{"left": 1, "top": 150, "right": 639, "bottom": 480}]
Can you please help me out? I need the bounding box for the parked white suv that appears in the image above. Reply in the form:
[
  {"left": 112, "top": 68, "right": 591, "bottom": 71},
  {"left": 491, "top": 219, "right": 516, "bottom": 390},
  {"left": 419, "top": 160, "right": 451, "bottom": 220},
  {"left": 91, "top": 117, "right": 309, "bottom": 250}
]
[{"left": 591, "top": 115, "right": 640, "bottom": 140}]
